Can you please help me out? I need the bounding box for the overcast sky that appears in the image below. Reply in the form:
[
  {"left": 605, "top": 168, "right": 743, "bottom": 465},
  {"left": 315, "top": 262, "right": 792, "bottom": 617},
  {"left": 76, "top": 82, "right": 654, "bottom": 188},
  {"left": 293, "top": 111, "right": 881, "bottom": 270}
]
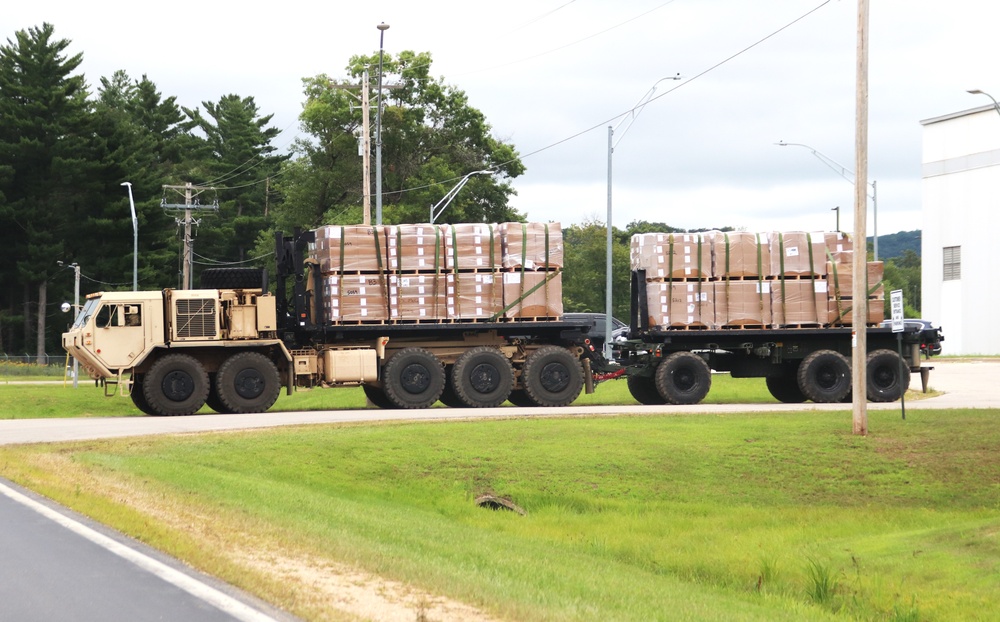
[{"left": 6, "top": 0, "right": 996, "bottom": 236}]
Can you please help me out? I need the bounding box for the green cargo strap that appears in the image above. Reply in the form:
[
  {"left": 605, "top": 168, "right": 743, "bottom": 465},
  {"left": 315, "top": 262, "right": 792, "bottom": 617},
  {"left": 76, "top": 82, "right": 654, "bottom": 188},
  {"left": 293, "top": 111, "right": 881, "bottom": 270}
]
[
  {"left": 668, "top": 234, "right": 675, "bottom": 282},
  {"left": 756, "top": 233, "right": 766, "bottom": 323},
  {"left": 543, "top": 223, "right": 551, "bottom": 303},
  {"left": 518, "top": 224, "right": 528, "bottom": 314},
  {"left": 490, "top": 270, "right": 561, "bottom": 320},
  {"left": 450, "top": 225, "right": 462, "bottom": 317},
  {"left": 338, "top": 226, "right": 346, "bottom": 272},
  {"left": 488, "top": 224, "right": 496, "bottom": 270},
  {"left": 806, "top": 232, "right": 819, "bottom": 319},
  {"left": 777, "top": 233, "right": 786, "bottom": 324},
  {"left": 372, "top": 227, "right": 390, "bottom": 318}
]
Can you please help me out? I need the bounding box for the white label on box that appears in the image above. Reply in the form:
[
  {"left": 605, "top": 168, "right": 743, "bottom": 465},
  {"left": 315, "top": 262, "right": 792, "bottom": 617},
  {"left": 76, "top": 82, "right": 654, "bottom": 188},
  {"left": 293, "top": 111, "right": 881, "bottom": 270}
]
[
  {"left": 474, "top": 235, "right": 482, "bottom": 244},
  {"left": 482, "top": 275, "right": 493, "bottom": 284},
  {"left": 476, "top": 295, "right": 483, "bottom": 304},
  {"left": 758, "top": 283, "right": 771, "bottom": 294},
  {"left": 814, "top": 281, "right": 828, "bottom": 293},
  {"left": 418, "top": 286, "right": 426, "bottom": 294},
  {"left": 448, "top": 286, "right": 455, "bottom": 294},
  {"left": 525, "top": 259, "right": 535, "bottom": 269},
  {"left": 475, "top": 285, "right": 483, "bottom": 293},
  {"left": 400, "top": 278, "right": 410, "bottom": 287},
  {"left": 418, "top": 248, "right": 424, "bottom": 256},
  {"left": 476, "top": 307, "right": 484, "bottom": 315},
  {"left": 787, "top": 246, "right": 800, "bottom": 257},
  {"left": 359, "top": 297, "right": 367, "bottom": 306},
  {"left": 505, "top": 273, "right": 520, "bottom": 284}
]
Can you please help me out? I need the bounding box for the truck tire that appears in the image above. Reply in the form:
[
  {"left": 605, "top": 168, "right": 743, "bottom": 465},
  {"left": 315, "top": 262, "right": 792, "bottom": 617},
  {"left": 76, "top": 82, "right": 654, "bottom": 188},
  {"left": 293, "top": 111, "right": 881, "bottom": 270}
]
[
  {"left": 143, "top": 353, "right": 210, "bottom": 416},
  {"left": 866, "top": 349, "right": 910, "bottom": 402},
  {"left": 765, "top": 373, "right": 807, "bottom": 403},
  {"left": 797, "top": 350, "right": 851, "bottom": 403},
  {"left": 383, "top": 347, "right": 446, "bottom": 409},
  {"left": 129, "top": 374, "right": 157, "bottom": 415},
  {"left": 199, "top": 267, "right": 265, "bottom": 290},
  {"left": 627, "top": 374, "right": 666, "bottom": 405},
  {"left": 521, "top": 346, "right": 584, "bottom": 407},
  {"left": 362, "top": 384, "right": 397, "bottom": 409},
  {"left": 654, "top": 351, "right": 711, "bottom": 405},
  {"left": 216, "top": 352, "right": 281, "bottom": 413},
  {"left": 451, "top": 347, "right": 514, "bottom": 408},
  {"left": 205, "top": 373, "right": 233, "bottom": 414}
]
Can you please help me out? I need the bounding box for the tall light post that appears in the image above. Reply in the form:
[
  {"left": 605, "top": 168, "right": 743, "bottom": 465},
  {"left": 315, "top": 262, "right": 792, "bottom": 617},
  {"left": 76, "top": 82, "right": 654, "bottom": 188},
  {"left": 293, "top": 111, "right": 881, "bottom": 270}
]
[
  {"left": 606, "top": 74, "right": 681, "bottom": 358},
  {"left": 775, "top": 141, "right": 879, "bottom": 260},
  {"left": 58, "top": 261, "right": 80, "bottom": 388},
  {"left": 121, "top": 182, "right": 138, "bottom": 291},
  {"left": 375, "top": 22, "right": 390, "bottom": 225},
  {"left": 968, "top": 89, "right": 1000, "bottom": 118}
]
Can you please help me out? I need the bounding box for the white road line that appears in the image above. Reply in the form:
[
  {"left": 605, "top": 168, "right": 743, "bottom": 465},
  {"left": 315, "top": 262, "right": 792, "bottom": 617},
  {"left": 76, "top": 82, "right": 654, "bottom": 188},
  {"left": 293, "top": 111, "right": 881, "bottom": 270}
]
[{"left": 0, "top": 480, "right": 278, "bottom": 622}]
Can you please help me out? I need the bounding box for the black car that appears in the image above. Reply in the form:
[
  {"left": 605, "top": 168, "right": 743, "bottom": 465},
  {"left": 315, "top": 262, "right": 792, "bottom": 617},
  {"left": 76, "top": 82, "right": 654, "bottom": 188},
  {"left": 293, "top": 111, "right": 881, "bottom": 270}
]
[
  {"left": 880, "top": 318, "right": 943, "bottom": 357},
  {"left": 564, "top": 313, "right": 629, "bottom": 349}
]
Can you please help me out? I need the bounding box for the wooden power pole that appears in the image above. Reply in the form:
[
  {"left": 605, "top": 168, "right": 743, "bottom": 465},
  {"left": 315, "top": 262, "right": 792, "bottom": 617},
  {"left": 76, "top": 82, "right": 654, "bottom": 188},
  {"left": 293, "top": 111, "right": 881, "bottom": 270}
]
[
  {"left": 852, "top": 0, "right": 870, "bottom": 436},
  {"left": 162, "top": 183, "right": 218, "bottom": 289}
]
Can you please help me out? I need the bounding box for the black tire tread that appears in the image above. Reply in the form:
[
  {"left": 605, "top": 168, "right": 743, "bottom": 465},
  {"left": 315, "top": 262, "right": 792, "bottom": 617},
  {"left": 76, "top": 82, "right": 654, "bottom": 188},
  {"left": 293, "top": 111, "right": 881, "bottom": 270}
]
[
  {"left": 521, "top": 346, "right": 584, "bottom": 408},
  {"left": 654, "top": 351, "right": 712, "bottom": 405},
  {"left": 451, "top": 346, "right": 514, "bottom": 408}
]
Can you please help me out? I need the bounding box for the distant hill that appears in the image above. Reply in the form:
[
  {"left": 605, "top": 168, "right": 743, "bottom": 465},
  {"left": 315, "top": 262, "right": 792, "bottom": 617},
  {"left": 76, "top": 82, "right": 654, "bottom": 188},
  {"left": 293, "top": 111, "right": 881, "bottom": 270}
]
[{"left": 869, "top": 230, "right": 920, "bottom": 261}]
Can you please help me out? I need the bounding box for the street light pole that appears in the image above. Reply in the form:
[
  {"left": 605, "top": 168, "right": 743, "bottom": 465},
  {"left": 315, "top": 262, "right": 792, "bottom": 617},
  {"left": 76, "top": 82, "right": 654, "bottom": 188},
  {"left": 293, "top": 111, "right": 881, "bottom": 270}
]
[
  {"left": 121, "top": 182, "right": 138, "bottom": 291},
  {"left": 967, "top": 89, "right": 1000, "bottom": 118},
  {"left": 375, "top": 22, "right": 390, "bottom": 226},
  {"left": 606, "top": 74, "right": 682, "bottom": 358},
  {"left": 775, "top": 141, "right": 879, "bottom": 260}
]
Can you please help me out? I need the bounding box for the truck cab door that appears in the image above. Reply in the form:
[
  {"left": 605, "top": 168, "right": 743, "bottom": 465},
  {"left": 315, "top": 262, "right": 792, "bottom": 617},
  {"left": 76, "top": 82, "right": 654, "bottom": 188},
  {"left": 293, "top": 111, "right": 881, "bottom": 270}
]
[{"left": 91, "top": 303, "right": 148, "bottom": 370}]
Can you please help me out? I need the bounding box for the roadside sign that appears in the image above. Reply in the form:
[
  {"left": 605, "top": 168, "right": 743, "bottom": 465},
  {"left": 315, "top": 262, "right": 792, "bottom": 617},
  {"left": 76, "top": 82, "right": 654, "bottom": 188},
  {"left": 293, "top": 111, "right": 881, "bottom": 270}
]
[{"left": 890, "top": 289, "right": 904, "bottom": 333}]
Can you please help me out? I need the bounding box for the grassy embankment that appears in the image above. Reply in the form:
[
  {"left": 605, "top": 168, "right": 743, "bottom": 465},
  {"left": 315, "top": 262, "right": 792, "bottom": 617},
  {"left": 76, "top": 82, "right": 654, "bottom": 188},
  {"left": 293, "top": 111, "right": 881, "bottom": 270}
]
[{"left": 2, "top": 404, "right": 997, "bottom": 621}]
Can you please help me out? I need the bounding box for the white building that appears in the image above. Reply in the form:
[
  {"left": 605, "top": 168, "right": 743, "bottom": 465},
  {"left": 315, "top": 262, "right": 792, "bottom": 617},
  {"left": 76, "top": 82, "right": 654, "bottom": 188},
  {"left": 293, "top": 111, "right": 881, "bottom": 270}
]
[{"left": 921, "top": 104, "right": 1000, "bottom": 355}]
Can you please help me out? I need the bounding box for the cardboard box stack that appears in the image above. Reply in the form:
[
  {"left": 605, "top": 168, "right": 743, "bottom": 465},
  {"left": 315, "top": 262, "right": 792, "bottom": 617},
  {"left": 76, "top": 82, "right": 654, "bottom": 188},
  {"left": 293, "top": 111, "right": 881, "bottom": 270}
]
[
  {"left": 309, "top": 222, "right": 562, "bottom": 324},
  {"left": 500, "top": 222, "right": 563, "bottom": 319},
  {"left": 632, "top": 229, "right": 882, "bottom": 330}
]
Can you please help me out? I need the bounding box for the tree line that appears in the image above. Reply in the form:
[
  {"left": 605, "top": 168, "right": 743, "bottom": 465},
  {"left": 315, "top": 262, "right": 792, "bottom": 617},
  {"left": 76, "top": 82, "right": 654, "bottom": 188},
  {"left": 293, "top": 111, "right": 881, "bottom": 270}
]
[{"left": 0, "top": 23, "right": 921, "bottom": 362}]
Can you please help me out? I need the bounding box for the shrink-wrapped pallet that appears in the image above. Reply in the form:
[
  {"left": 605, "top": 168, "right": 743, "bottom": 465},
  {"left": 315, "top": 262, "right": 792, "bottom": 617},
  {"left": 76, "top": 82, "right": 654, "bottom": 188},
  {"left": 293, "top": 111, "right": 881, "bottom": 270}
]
[
  {"left": 630, "top": 232, "right": 711, "bottom": 279},
  {"left": 713, "top": 280, "right": 772, "bottom": 328},
  {"left": 443, "top": 223, "right": 502, "bottom": 271},
  {"left": 643, "top": 280, "right": 713, "bottom": 329},
  {"left": 826, "top": 256, "right": 885, "bottom": 300},
  {"left": 502, "top": 271, "right": 563, "bottom": 318},
  {"left": 322, "top": 274, "right": 389, "bottom": 322},
  {"left": 827, "top": 298, "right": 885, "bottom": 326},
  {"left": 709, "top": 231, "right": 771, "bottom": 279},
  {"left": 824, "top": 231, "right": 853, "bottom": 254},
  {"left": 386, "top": 224, "right": 446, "bottom": 273},
  {"left": 447, "top": 272, "right": 503, "bottom": 320},
  {"left": 388, "top": 274, "right": 447, "bottom": 321},
  {"left": 313, "top": 225, "right": 386, "bottom": 273},
  {"left": 500, "top": 222, "right": 563, "bottom": 269},
  {"left": 768, "top": 231, "right": 827, "bottom": 277}
]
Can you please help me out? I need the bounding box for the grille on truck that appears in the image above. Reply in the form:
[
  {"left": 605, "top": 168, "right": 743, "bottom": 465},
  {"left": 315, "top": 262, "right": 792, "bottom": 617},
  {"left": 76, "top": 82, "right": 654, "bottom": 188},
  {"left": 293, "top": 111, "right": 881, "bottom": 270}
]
[{"left": 175, "top": 298, "right": 217, "bottom": 338}]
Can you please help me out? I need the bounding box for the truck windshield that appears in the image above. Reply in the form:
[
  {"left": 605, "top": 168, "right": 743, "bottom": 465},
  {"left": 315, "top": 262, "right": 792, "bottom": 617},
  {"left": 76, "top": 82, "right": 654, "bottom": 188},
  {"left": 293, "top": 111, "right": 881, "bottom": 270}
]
[{"left": 73, "top": 297, "right": 100, "bottom": 329}]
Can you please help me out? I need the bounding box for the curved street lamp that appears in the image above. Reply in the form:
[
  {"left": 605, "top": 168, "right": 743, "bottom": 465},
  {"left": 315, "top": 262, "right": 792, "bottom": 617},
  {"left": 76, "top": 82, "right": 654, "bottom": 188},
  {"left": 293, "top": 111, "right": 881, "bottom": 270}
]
[
  {"left": 775, "top": 141, "right": 879, "bottom": 260},
  {"left": 605, "top": 74, "right": 682, "bottom": 357},
  {"left": 121, "top": 182, "right": 138, "bottom": 291},
  {"left": 967, "top": 89, "right": 1000, "bottom": 119}
]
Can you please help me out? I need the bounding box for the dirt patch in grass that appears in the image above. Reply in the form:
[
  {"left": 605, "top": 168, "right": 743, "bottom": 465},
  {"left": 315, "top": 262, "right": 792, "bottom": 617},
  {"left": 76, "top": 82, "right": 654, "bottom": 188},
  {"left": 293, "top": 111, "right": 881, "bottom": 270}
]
[{"left": 9, "top": 450, "right": 498, "bottom": 622}]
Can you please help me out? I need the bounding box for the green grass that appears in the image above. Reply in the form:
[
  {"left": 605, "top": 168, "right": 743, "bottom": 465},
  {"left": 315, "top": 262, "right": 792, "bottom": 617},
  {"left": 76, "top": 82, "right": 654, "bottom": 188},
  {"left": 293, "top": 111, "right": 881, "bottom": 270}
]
[{"left": 3, "top": 409, "right": 999, "bottom": 621}]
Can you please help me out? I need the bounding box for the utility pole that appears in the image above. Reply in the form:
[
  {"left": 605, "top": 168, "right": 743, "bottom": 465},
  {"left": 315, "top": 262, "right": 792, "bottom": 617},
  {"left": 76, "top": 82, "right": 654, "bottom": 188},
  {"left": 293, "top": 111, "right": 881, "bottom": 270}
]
[
  {"left": 161, "top": 183, "right": 218, "bottom": 289},
  {"left": 852, "top": 0, "right": 870, "bottom": 436},
  {"left": 329, "top": 70, "right": 374, "bottom": 224}
]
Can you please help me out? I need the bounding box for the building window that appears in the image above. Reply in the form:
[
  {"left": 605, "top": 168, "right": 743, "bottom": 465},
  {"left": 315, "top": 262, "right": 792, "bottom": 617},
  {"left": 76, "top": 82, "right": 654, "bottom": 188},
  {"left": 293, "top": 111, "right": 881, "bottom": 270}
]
[{"left": 943, "top": 246, "right": 961, "bottom": 281}]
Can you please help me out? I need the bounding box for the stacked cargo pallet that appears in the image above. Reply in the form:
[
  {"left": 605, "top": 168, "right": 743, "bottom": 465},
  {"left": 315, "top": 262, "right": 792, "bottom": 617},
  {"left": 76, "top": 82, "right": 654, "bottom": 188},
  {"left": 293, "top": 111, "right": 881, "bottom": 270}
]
[
  {"left": 309, "top": 222, "right": 563, "bottom": 324},
  {"left": 631, "top": 230, "right": 884, "bottom": 330}
]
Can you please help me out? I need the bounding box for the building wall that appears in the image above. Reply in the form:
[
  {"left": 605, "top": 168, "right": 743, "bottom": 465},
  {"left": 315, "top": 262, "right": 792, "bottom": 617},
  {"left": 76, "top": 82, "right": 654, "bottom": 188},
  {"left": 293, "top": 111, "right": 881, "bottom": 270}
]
[{"left": 921, "top": 106, "right": 1000, "bottom": 355}]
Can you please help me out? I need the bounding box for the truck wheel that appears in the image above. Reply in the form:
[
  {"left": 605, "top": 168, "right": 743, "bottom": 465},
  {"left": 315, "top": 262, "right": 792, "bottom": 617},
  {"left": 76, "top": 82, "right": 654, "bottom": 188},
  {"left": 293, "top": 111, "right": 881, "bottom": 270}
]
[
  {"left": 522, "top": 346, "right": 584, "bottom": 407},
  {"left": 205, "top": 373, "right": 233, "bottom": 414},
  {"left": 866, "top": 349, "right": 910, "bottom": 402},
  {"left": 216, "top": 352, "right": 281, "bottom": 413},
  {"left": 199, "top": 267, "right": 265, "bottom": 290},
  {"left": 452, "top": 347, "right": 514, "bottom": 408},
  {"left": 627, "top": 374, "right": 666, "bottom": 405},
  {"left": 765, "top": 373, "right": 807, "bottom": 403},
  {"left": 654, "top": 352, "right": 711, "bottom": 405},
  {"left": 129, "top": 374, "right": 157, "bottom": 415},
  {"left": 362, "top": 384, "right": 397, "bottom": 409},
  {"left": 143, "top": 354, "right": 210, "bottom": 416},
  {"left": 797, "top": 350, "right": 851, "bottom": 403},
  {"left": 383, "top": 348, "right": 446, "bottom": 409}
]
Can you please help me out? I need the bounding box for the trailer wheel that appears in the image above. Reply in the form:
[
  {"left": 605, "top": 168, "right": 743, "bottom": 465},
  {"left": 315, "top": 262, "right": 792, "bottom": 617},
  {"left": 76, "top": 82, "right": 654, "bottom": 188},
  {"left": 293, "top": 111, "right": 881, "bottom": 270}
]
[
  {"left": 383, "top": 348, "right": 446, "bottom": 409},
  {"left": 521, "top": 346, "right": 584, "bottom": 407},
  {"left": 143, "top": 353, "right": 210, "bottom": 416},
  {"left": 506, "top": 389, "right": 536, "bottom": 407},
  {"left": 797, "top": 350, "right": 851, "bottom": 403},
  {"left": 765, "top": 372, "right": 807, "bottom": 403},
  {"left": 200, "top": 267, "right": 265, "bottom": 290},
  {"left": 205, "top": 373, "right": 233, "bottom": 414},
  {"left": 866, "top": 349, "right": 910, "bottom": 402},
  {"left": 129, "top": 374, "right": 157, "bottom": 415},
  {"left": 216, "top": 352, "right": 281, "bottom": 413},
  {"left": 627, "top": 374, "right": 666, "bottom": 405},
  {"left": 362, "top": 384, "right": 397, "bottom": 409},
  {"left": 654, "top": 352, "right": 711, "bottom": 405},
  {"left": 451, "top": 347, "right": 514, "bottom": 408}
]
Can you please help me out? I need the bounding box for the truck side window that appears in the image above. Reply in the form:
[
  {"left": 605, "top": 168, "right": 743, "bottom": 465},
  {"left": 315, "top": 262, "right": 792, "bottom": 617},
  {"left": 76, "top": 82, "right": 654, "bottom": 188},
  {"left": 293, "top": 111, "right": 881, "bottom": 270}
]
[
  {"left": 124, "top": 305, "right": 142, "bottom": 327},
  {"left": 96, "top": 305, "right": 120, "bottom": 328}
]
